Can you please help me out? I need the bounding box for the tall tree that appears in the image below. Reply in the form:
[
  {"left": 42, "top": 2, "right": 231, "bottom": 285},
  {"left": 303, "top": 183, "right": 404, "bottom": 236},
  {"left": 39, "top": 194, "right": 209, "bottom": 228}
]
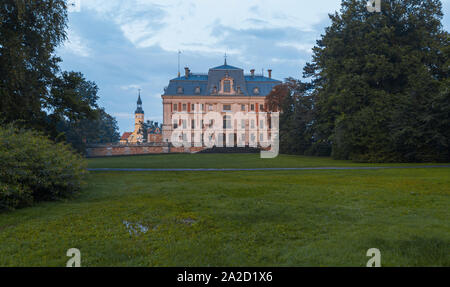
[
  {"left": 0, "top": 0, "right": 67, "bottom": 130},
  {"left": 0, "top": 0, "right": 100, "bottom": 137},
  {"left": 304, "top": 0, "right": 449, "bottom": 162}
]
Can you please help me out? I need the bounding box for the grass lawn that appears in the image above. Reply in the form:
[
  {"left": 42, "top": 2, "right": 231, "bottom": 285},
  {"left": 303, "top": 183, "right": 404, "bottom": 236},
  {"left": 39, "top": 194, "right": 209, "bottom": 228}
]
[{"left": 0, "top": 154, "right": 449, "bottom": 266}]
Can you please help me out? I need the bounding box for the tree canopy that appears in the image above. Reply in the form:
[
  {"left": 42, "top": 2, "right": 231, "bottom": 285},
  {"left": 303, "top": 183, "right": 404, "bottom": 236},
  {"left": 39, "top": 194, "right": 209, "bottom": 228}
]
[{"left": 278, "top": 0, "right": 449, "bottom": 162}]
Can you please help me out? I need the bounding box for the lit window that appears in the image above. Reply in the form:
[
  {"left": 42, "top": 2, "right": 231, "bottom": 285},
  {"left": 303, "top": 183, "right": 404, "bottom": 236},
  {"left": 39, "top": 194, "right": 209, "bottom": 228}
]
[
  {"left": 223, "top": 116, "right": 232, "bottom": 129},
  {"left": 223, "top": 80, "right": 231, "bottom": 93}
]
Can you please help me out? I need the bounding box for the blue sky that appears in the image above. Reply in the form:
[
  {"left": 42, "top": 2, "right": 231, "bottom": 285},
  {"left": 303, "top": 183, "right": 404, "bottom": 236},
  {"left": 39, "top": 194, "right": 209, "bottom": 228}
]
[{"left": 58, "top": 0, "right": 450, "bottom": 134}]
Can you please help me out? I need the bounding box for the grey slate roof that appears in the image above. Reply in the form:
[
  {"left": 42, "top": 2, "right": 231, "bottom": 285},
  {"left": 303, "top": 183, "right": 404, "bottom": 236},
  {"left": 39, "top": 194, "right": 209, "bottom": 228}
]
[{"left": 164, "top": 63, "right": 281, "bottom": 97}]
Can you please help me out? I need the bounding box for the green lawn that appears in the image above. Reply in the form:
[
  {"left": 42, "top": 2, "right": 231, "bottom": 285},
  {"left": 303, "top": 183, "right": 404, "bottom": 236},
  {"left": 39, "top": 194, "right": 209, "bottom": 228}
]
[
  {"left": 87, "top": 153, "right": 449, "bottom": 169},
  {"left": 1, "top": 154, "right": 449, "bottom": 266}
]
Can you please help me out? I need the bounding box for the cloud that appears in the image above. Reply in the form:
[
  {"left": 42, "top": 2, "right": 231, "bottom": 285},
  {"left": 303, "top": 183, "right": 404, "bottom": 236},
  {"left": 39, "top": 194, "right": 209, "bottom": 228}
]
[
  {"left": 78, "top": 0, "right": 341, "bottom": 54},
  {"left": 63, "top": 29, "right": 91, "bottom": 57}
]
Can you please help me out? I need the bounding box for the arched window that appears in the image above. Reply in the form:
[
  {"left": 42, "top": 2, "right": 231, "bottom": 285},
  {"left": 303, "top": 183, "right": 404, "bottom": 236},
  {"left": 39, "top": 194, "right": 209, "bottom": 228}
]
[
  {"left": 195, "top": 87, "right": 201, "bottom": 94},
  {"left": 253, "top": 87, "right": 260, "bottom": 95}
]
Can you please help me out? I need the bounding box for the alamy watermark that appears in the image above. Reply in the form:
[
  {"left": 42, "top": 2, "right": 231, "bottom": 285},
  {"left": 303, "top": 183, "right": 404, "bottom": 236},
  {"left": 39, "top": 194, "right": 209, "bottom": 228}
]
[
  {"left": 170, "top": 112, "right": 279, "bottom": 158},
  {"left": 366, "top": 248, "right": 381, "bottom": 267},
  {"left": 66, "top": 248, "right": 81, "bottom": 267},
  {"left": 367, "top": 0, "right": 382, "bottom": 13}
]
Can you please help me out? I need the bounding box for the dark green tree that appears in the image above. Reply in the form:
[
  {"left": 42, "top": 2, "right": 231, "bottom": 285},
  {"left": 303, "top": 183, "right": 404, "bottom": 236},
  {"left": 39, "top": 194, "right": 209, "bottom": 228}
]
[
  {"left": 0, "top": 1, "right": 100, "bottom": 137},
  {"left": 304, "top": 0, "right": 449, "bottom": 162},
  {"left": 267, "top": 79, "right": 316, "bottom": 155}
]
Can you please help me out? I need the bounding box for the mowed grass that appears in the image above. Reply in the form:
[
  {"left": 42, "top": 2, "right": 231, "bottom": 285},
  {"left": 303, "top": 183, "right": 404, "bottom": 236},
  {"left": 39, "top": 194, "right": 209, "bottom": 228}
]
[
  {"left": 0, "top": 165, "right": 449, "bottom": 266},
  {"left": 87, "top": 153, "right": 449, "bottom": 169}
]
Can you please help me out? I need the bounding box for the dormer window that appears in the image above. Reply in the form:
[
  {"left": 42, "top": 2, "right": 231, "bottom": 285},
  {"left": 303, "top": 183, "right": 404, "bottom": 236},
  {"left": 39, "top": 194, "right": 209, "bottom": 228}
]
[
  {"left": 212, "top": 86, "right": 218, "bottom": 94},
  {"left": 177, "top": 87, "right": 184, "bottom": 94},
  {"left": 253, "top": 87, "right": 260, "bottom": 95},
  {"left": 223, "top": 80, "right": 231, "bottom": 93},
  {"left": 195, "top": 87, "right": 201, "bottom": 94}
]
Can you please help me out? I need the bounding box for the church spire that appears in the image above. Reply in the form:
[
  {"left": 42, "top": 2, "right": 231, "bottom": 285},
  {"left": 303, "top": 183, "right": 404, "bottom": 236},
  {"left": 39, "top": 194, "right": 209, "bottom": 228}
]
[
  {"left": 224, "top": 53, "right": 227, "bottom": 65},
  {"left": 135, "top": 89, "right": 144, "bottom": 114}
]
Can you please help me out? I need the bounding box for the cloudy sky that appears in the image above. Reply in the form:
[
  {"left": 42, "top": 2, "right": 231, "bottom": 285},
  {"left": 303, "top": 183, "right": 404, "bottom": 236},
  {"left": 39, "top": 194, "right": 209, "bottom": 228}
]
[{"left": 58, "top": 0, "right": 450, "bottom": 133}]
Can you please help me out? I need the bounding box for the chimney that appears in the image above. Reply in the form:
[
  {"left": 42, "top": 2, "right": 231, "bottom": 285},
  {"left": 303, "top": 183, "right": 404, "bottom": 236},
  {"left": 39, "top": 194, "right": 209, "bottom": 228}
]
[
  {"left": 184, "top": 67, "right": 189, "bottom": 78},
  {"left": 268, "top": 69, "right": 272, "bottom": 79},
  {"left": 250, "top": 69, "right": 255, "bottom": 78}
]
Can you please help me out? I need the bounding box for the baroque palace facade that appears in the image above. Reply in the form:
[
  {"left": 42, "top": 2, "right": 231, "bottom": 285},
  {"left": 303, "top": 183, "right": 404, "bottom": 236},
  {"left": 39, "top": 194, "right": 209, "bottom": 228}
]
[
  {"left": 161, "top": 61, "right": 281, "bottom": 147},
  {"left": 120, "top": 60, "right": 281, "bottom": 148}
]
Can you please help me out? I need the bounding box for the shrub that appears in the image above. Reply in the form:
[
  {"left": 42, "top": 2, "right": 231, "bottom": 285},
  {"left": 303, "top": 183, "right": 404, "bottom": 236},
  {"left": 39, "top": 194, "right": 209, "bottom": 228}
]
[{"left": 0, "top": 124, "right": 87, "bottom": 211}]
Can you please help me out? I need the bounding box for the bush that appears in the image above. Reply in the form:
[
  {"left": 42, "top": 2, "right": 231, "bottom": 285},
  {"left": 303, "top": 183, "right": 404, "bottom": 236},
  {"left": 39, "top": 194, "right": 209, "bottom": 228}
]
[{"left": 0, "top": 124, "right": 87, "bottom": 211}]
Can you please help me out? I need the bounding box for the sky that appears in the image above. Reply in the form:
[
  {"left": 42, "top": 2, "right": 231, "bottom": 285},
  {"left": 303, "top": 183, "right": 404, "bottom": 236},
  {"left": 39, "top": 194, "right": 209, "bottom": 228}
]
[{"left": 58, "top": 0, "right": 450, "bottom": 134}]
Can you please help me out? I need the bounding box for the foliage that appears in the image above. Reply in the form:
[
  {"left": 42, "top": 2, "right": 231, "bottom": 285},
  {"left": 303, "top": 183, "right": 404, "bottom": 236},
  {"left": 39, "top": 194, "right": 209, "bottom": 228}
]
[
  {"left": 58, "top": 108, "right": 120, "bottom": 153},
  {"left": 0, "top": 124, "right": 87, "bottom": 211},
  {"left": 302, "top": 0, "right": 449, "bottom": 162},
  {"left": 0, "top": 1, "right": 100, "bottom": 138}
]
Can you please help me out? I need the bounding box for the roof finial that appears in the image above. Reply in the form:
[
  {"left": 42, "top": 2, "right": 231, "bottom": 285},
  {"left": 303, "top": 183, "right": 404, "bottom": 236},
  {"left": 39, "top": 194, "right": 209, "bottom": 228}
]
[
  {"left": 178, "top": 50, "right": 181, "bottom": 77},
  {"left": 224, "top": 52, "right": 227, "bottom": 65}
]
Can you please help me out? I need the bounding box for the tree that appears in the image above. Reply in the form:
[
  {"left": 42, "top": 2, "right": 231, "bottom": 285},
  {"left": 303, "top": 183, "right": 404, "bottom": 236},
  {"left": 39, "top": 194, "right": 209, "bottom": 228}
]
[
  {"left": 0, "top": 1, "right": 100, "bottom": 138},
  {"left": 58, "top": 108, "right": 120, "bottom": 153},
  {"left": 304, "top": 0, "right": 449, "bottom": 162},
  {"left": 267, "top": 78, "right": 316, "bottom": 155}
]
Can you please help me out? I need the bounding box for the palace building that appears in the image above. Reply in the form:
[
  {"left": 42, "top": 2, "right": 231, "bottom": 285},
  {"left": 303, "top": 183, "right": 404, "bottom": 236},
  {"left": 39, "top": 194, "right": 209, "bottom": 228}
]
[
  {"left": 120, "top": 60, "right": 281, "bottom": 149},
  {"left": 161, "top": 60, "right": 281, "bottom": 147}
]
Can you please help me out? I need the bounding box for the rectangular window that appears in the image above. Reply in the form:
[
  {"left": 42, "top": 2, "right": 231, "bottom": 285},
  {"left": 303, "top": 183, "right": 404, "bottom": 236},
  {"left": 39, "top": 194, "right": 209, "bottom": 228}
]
[
  {"left": 209, "top": 104, "right": 213, "bottom": 111},
  {"left": 201, "top": 104, "right": 204, "bottom": 111},
  {"left": 260, "top": 104, "right": 264, "bottom": 111},
  {"left": 251, "top": 120, "right": 255, "bottom": 129},
  {"left": 192, "top": 104, "right": 195, "bottom": 111},
  {"left": 182, "top": 120, "right": 187, "bottom": 129},
  {"left": 251, "top": 104, "right": 255, "bottom": 111},
  {"left": 260, "top": 120, "right": 264, "bottom": 129},
  {"left": 174, "top": 104, "right": 178, "bottom": 111},
  {"left": 241, "top": 133, "right": 245, "bottom": 142},
  {"left": 241, "top": 104, "right": 246, "bottom": 111},
  {"left": 182, "top": 104, "right": 187, "bottom": 111},
  {"left": 224, "top": 80, "right": 231, "bottom": 93},
  {"left": 223, "top": 104, "right": 231, "bottom": 111},
  {"left": 173, "top": 120, "right": 178, "bottom": 129},
  {"left": 241, "top": 119, "right": 246, "bottom": 129},
  {"left": 191, "top": 119, "right": 195, "bottom": 129},
  {"left": 260, "top": 133, "right": 264, "bottom": 142}
]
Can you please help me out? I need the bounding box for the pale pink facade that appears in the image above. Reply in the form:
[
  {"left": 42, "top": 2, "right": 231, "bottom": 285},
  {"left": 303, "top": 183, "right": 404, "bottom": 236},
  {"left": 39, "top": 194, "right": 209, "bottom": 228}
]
[{"left": 161, "top": 62, "right": 281, "bottom": 148}]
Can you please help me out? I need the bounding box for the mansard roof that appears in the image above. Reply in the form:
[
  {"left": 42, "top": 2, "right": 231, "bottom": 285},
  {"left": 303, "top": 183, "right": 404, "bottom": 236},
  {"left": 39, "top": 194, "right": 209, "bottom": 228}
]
[{"left": 164, "top": 62, "right": 281, "bottom": 97}]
